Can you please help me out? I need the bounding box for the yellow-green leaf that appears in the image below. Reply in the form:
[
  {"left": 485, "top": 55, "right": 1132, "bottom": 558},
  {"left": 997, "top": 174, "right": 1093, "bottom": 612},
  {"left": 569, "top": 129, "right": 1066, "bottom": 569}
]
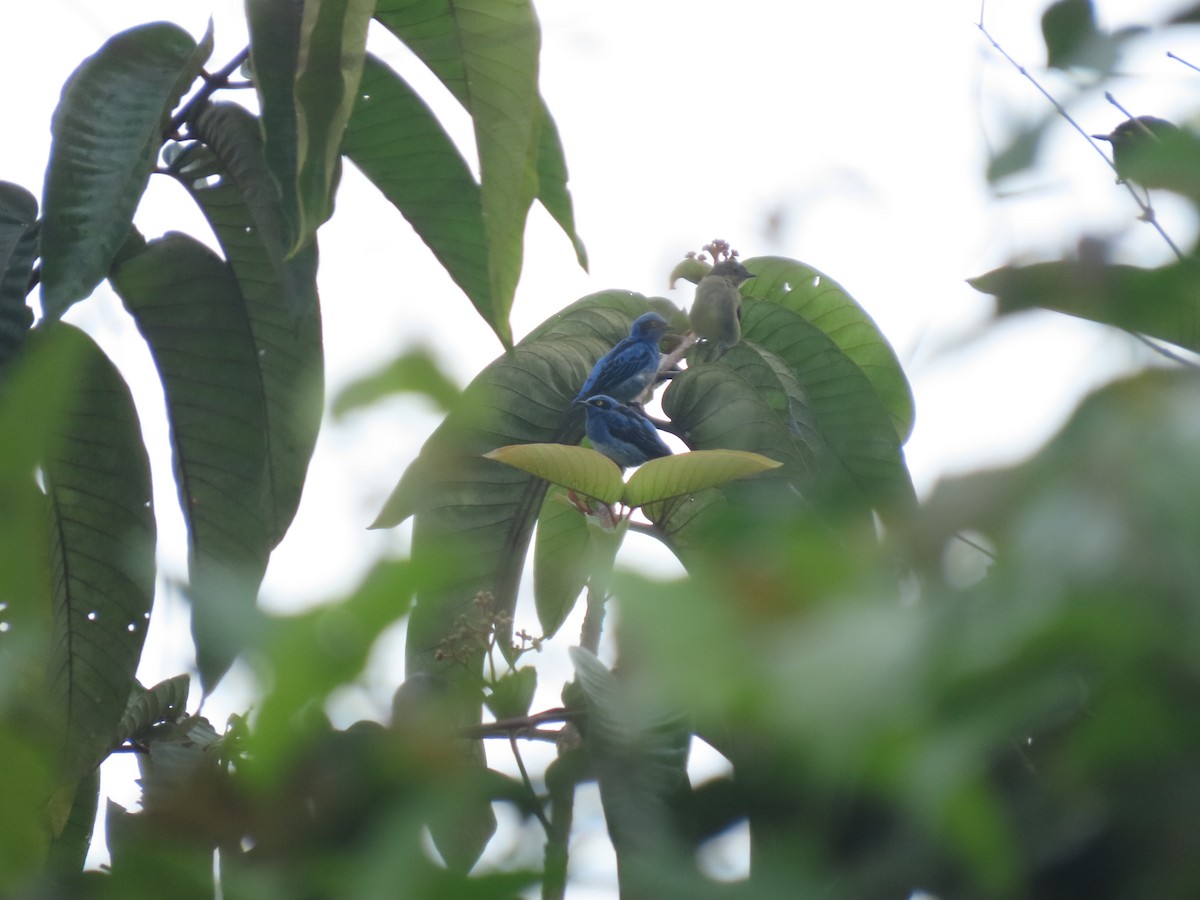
[
  {"left": 623, "top": 449, "right": 782, "bottom": 509},
  {"left": 484, "top": 443, "right": 623, "bottom": 505}
]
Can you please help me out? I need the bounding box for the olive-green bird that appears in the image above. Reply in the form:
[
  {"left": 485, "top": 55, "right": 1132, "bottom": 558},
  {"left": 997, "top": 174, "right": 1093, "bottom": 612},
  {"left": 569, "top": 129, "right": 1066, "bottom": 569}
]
[{"left": 688, "top": 259, "right": 756, "bottom": 355}]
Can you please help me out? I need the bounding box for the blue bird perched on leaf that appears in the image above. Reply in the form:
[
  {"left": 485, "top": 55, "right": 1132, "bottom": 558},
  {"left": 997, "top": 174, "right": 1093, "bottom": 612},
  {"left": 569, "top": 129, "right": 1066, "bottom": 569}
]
[
  {"left": 573, "top": 312, "right": 671, "bottom": 405},
  {"left": 575, "top": 395, "right": 672, "bottom": 469}
]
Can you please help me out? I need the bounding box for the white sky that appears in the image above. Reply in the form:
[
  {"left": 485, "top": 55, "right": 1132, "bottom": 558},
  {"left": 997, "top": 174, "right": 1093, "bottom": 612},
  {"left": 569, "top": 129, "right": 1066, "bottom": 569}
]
[{"left": 3, "top": 0, "right": 1198, "bottom": 893}]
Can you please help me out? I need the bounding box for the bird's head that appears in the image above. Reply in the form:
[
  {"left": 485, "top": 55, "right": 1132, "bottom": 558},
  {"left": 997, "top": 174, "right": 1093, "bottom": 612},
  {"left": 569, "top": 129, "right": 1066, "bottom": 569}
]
[
  {"left": 628, "top": 312, "right": 671, "bottom": 340},
  {"left": 575, "top": 395, "right": 619, "bottom": 412},
  {"left": 711, "top": 259, "right": 756, "bottom": 286}
]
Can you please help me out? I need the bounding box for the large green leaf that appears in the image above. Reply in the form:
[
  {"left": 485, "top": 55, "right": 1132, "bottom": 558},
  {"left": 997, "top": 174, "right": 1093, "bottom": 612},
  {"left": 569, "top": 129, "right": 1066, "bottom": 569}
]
[
  {"left": 534, "top": 100, "right": 587, "bottom": 270},
  {"left": 570, "top": 647, "right": 692, "bottom": 888},
  {"left": 245, "top": 0, "right": 304, "bottom": 246},
  {"left": 0, "top": 182, "right": 37, "bottom": 367},
  {"left": 110, "top": 232, "right": 273, "bottom": 692},
  {"left": 740, "top": 299, "right": 917, "bottom": 514},
  {"left": 343, "top": 55, "right": 493, "bottom": 331},
  {"left": 40, "top": 23, "right": 208, "bottom": 318},
  {"left": 180, "top": 103, "right": 324, "bottom": 551},
  {"left": 374, "top": 0, "right": 547, "bottom": 348},
  {"left": 44, "top": 325, "right": 155, "bottom": 780},
  {"left": 971, "top": 258, "right": 1200, "bottom": 355},
  {"left": 742, "top": 256, "right": 915, "bottom": 442},
  {"left": 293, "top": 0, "right": 373, "bottom": 248}
]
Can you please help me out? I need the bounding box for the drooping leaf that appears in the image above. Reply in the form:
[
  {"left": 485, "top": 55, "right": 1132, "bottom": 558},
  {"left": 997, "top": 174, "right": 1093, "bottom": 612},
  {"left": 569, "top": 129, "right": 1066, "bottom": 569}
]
[
  {"left": 0, "top": 182, "right": 38, "bottom": 367},
  {"left": 742, "top": 256, "right": 915, "bottom": 441},
  {"left": 534, "top": 100, "right": 587, "bottom": 270},
  {"left": 533, "top": 486, "right": 625, "bottom": 639},
  {"left": 110, "top": 232, "right": 273, "bottom": 693},
  {"left": 970, "top": 257, "right": 1200, "bottom": 355},
  {"left": 245, "top": 0, "right": 304, "bottom": 246},
  {"left": 115, "top": 675, "right": 191, "bottom": 747},
  {"left": 569, "top": 647, "right": 692, "bottom": 885},
  {"left": 342, "top": 54, "right": 493, "bottom": 331},
  {"left": 374, "top": 0, "right": 547, "bottom": 348},
  {"left": 292, "top": 0, "right": 374, "bottom": 249},
  {"left": 484, "top": 443, "right": 624, "bottom": 504},
  {"left": 40, "top": 22, "right": 208, "bottom": 318},
  {"left": 44, "top": 325, "right": 155, "bottom": 781},
  {"left": 179, "top": 104, "right": 324, "bottom": 551},
  {"left": 623, "top": 450, "right": 782, "bottom": 509}
]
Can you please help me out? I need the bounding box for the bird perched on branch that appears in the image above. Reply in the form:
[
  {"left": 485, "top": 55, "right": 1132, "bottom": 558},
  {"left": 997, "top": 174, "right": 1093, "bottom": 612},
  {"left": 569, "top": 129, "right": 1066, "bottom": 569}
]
[
  {"left": 575, "top": 395, "right": 672, "bottom": 469},
  {"left": 1092, "top": 115, "right": 1200, "bottom": 198},
  {"left": 574, "top": 312, "right": 671, "bottom": 405},
  {"left": 689, "top": 258, "right": 756, "bottom": 355}
]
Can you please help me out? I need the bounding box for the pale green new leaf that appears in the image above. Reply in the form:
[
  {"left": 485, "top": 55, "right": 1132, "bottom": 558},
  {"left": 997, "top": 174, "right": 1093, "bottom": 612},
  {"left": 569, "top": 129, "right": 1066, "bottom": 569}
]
[
  {"left": 40, "top": 22, "right": 208, "bottom": 318},
  {"left": 484, "top": 443, "right": 624, "bottom": 505},
  {"left": 623, "top": 449, "right": 782, "bottom": 509},
  {"left": 44, "top": 326, "right": 155, "bottom": 780}
]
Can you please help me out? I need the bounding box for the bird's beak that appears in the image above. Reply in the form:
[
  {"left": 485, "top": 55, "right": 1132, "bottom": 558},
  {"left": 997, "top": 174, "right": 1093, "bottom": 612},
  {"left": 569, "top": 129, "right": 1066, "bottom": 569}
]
[
  {"left": 1092, "top": 133, "right": 1112, "bottom": 142},
  {"left": 571, "top": 397, "right": 587, "bottom": 408}
]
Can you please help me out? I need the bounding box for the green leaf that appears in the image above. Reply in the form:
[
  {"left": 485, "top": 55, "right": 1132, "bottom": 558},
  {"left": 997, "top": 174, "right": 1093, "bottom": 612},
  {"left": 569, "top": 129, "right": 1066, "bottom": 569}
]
[
  {"left": 986, "top": 112, "right": 1056, "bottom": 184},
  {"left": 374, "top": 0, "right": 545, "bottom": 349},
  {"left": 292, "top": 0, "right": 374, "bottom": 249},
  {"left": 0, "top": 182, "right": 38, "bottom": 367},
  {"left": 484, "top": 443, "right": 624, "bottom": 504},
  {"left": 44, "top": 325, "right": 155, "bottom": 781},
  {"left": 534, "top": 101, "right": 587, "bottom": 270},
  {"left": 668, "top": 256, "right": 711, "bottom": 288},
  {"left": 1042, "top": 0, "right": 1097, "bottom": 68},
  {"left": 569, "top": 647, "right": 692, "bottom": 873},
  {"left": 179, "top": 103, "right": 324, "bottom": 551},
  {"left": 740, "top": 299, "right": 917, "bottom": 514},
  {"left": 46, "top": 767, "right": 99, "bottom": 876},
  {"left": 343, "top": 55, "right": 494, "bottom": 332},
  {"left": 115, "top": 674, "right": 191, "bottom": 747},
  {"left": 970, "top": 258, "right": 1200, "bottom": 355},
  {"left": 742, "top": 256, "right": 915, "bottom": 442},
  {"left": 623, "top": 449, "right": 782, "bottom": 509},
  {"left": 246, "top": 0, "right": 304, "bottom": 247},
  {"left": 331, "top": 343, "right": 462, "bottom": 418},
  {"left": 110, "top": 232, "right": 273, "bottom": 692},
  {"left": 485, "top": 667, "right": 536, "bottom": 720},
  {"left": 40, "top": 22, "right": 208, "bottom": 318},
  {"left": 533, "top": 486, "right": 624, "bottom": 638}
]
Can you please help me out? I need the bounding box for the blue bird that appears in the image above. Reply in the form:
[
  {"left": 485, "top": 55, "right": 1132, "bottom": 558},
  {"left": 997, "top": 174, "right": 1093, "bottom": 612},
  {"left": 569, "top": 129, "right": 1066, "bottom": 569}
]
[
  {"left": 574, "top": 312, "right": 671, "bottom": 405},
  {"left": 575, "top": 395, "right": 673, "bottom": 469}
]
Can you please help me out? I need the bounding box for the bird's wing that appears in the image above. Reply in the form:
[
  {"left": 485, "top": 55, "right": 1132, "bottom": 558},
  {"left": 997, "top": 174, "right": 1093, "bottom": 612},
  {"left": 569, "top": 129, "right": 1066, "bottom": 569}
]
[{"left": 581, "top": 339, "right": 654, "bottom": 396}]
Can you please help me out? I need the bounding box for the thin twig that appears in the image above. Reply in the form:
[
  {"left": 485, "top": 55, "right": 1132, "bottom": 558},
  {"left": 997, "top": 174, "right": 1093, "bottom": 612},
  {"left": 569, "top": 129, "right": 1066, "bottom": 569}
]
[
  {"left": 1132, "top": 333, "right": 1200, "bottom": 369},
  {"left": 510, "top": 734, "right": 553, "bottom": 832},
  {"left": 164, "top": 47, "right": 251, "bottom": 138},
  {"left": 975, "top": 16, "right": 1185, "bottom": 259},
  {"left": 459, "top": 707, "right": 582, "bottom": 740},
  {"left": 953, "top": 531, "right": 997, "bottom": 562},
  {"left": 1167, "top": 51, "right": 1200, "bottom": 74}
]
